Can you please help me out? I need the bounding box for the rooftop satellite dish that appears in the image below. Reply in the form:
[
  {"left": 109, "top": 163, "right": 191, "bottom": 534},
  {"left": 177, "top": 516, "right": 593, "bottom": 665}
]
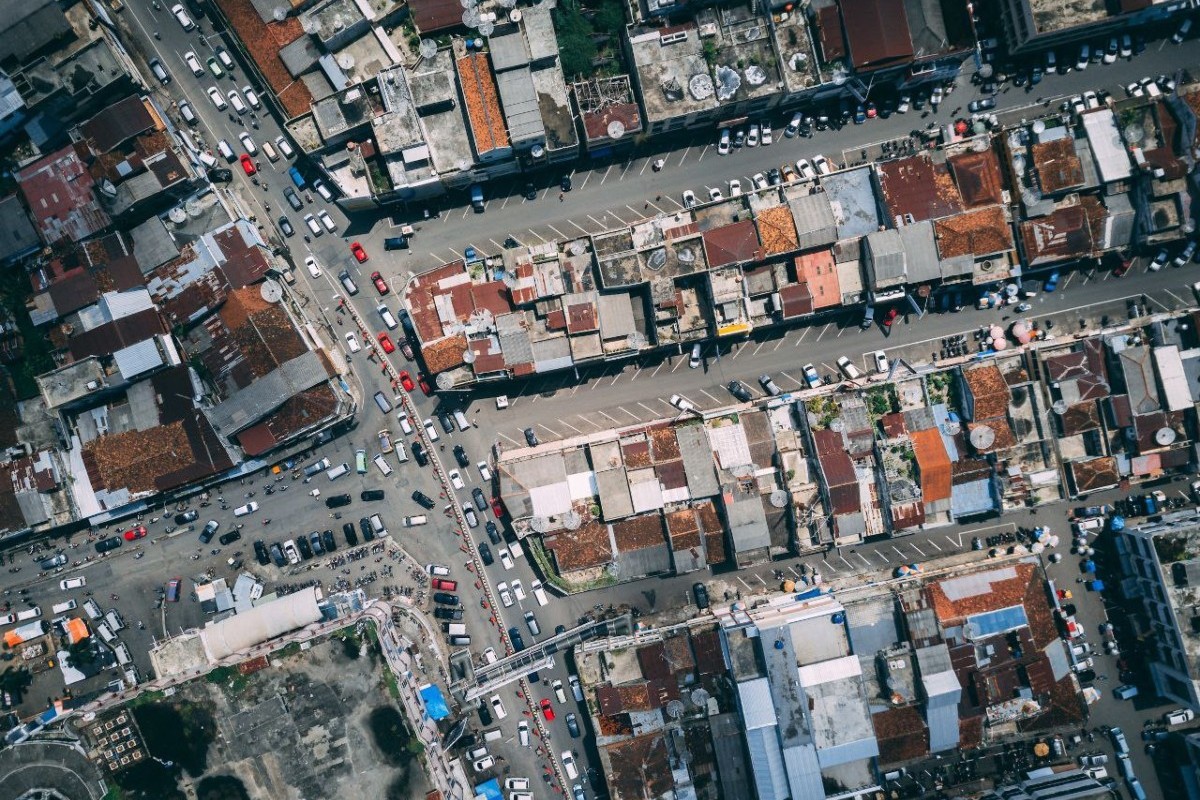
[
  {"left": 689, "top": 73, "right": 715, "bottom": 101},
  {"left": 972, "top": 137, "right": 990, "bottom": 152},
  {"left": 338, "top": 53, "right": 355, "bottom": 70},
  {"left": 646, "top": 249, "right": 667, "bottom": 270},
  {"left": 970, "top": 425, "right": 996, "bottom": 450},
  {"left": 744, "top": 65, "right": 767, "bottom": 86},
  {"left": 479, "top": 20, "right": 494, "bottom": 36},
  {"left": 1052, "top": 400, "right": 1067, "bottom": 415},
  {"left": 420, "top": 39, "right": 438, "bottom": 59},
  {"left": 769, "top": 489, "right": 788, "bottom": 508},
  {"left": 184, "top": 199, "right": 203, "bottom": 216},
  {"left": 260, "top": 280, "right": 283, "bottom": 303},
  {"left": 829, "top": 418, "right": 845, "bottom": 432},
  {"left": 730, "top": 463, "right": 754, "bottom": 479},
  {"left": 690, "top": 688, "right": 710, "bottom": 706},
  {"left": 712, "top": 67, "right": 738, "bottom": 101},
  {"left": 831, "top": 67, "right": 849, "bottom": 86},
  {"left": 977, "top": 63, "right": 993, "bottom": 79},
  {"left": 462, "top": 8, "right": 481, "bottom": 27},
  {"left": 530, "top": 516, "right": 549, "bottom": 533},
  {"left": 301, "top": 17, "right": 319, "bottom": 34},
  {"left": 1124, "top": 124, "right": 1145, "bottom": 144},
  {"left": 788, "top": 52, "right": 807, "bottom": 72},
  {"left": 627, "top": 331, "right": 646, "bottom": 349},
  {"left": 607, "top": 120, "right": 626, "bottom": 139},
  {"left": 462, "top": 349, "right": 476, "bottom": 363},
  {"left": 562, "top": 510, "right": 581, "bottom": 530},
  {"left": 1156, "top": 427, "right": 1177, "bottom": 446},
  {"left": 677, "top": 247, "right": 696, "bottom": 263},
  {"left": 435, "top": 373, "right": 455, "bottom": 390},
  {"left": 945, "top": 421, "right": 961, "bottom": 435},
  {"left": 272, "top": 6, "right": 287, "bottom": 21},
  {"left": 666, "top": 700, "right": 685, "bottom": 719},
  {"left": 569, "top": 241, "right": 587, "bottom": 256},
  {"left": 530, "top": 144, "right": 544, "bottom": 158},
  {"left": 1031, "top": 119, "right": 1046, "bottom": 134},
  {"left": 168, "top": 207, "right": 188, "bottom": 224}
]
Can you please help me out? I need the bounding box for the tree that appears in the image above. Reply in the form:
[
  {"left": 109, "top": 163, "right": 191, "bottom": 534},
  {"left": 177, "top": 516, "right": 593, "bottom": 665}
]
[
  {"left": 593, "top": 0, "right": 626, "bottom": 37},
  {"left": 65, "top": 640, "right": 96, "bottom": 670},
  {"left": 553, "top": 0, "right": 597, "bottom": 80}
]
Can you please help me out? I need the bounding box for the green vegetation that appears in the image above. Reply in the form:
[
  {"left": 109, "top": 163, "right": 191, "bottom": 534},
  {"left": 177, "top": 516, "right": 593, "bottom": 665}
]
[
  {"left": 273, "top": 642, "right": 301, "bottom": 659},
  {"left": 1155, "top": 536, "right": 1187, "bottom": 564},
  {"left": 865, "top": 386, "right": 898, "bottom": 420},
  {"left": 196, "top": 775, "right": 252, "bottom": 800},
  {"left": 381, "top": 666, "right": 400, "bottom": 699},
  {"left": 0, "top": 265, "right": 55, "bottom": 399},
  {"left": 552, "top": 0, "right": 626, "bottom": 80}
]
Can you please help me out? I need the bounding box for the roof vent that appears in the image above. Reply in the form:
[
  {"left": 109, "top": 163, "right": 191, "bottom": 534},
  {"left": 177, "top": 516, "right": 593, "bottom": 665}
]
[{"left": 659, "top": 31, "right": 687, "bottom": 45}]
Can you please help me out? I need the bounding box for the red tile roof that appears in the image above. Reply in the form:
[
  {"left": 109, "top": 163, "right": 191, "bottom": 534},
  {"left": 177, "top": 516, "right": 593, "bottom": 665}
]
[
  {"left": 409, "top": 0, "right": 463, "bottom": 33},
  {"left": 457, "top": 52, "right": 509, "bottom": 156},
  {"left": 911, "top": 428, "right": 951, "bottom": 504},
  {"left": 929, "top": 562, "right": 1038, "bottom": 625},
  {"left": 545, "top": 520, "right": 613, "bottom": 573},
  {"left": 1031, "top": 138, "right": 1084, "bottom": 193},
  {"left": 702, "top": 220, "right": 760, "bottom": 268},
  {"left": 16, "top": 143, "right": 110, "bottom": 244},
  {"left": 794, "top": 250, "right": 841, "bottom": 309},
  {"left": 1018, "top": 205, "right": 1095, "bottom": 265},
  {"left": 933, "top": 206, "right": 1014, "bottom": 259},
  {"left": 947, "top": 149, "right": 1006, "bottom": 208},
  {"left": 962, "top": 364, "right": 1010, "bottom": 420},
  {"left": 778, "top": 283, "right": 813, "bottom": 319},
  {"left": 581, "top": 102, "right": 643, "bottom": 144},
  {"left": 213, "top": 0, "right": 313, "bottom": 119},
  {"left": 839, "top": 0, "right": 914, "bottom": 69},
  {"left": 79, "top": 96, "right": 157, "bottom": 155},
  {"left": 877, "top": 156, "right": 963, "bottom": 222},
  {"left": 756, "top": 205, "right": 799, "bottom": 255}
]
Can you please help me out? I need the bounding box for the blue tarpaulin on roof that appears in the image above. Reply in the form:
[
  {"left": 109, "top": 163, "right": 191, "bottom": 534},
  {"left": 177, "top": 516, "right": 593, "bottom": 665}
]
[
  {"left": 475, "top": 778, "right": 502, "bottom": 800},
  {"left": 419, "top": 684, "right": 450, "bottom": 720}
]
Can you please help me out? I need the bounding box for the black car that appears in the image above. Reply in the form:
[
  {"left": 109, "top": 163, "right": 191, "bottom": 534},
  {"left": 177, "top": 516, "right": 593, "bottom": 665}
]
[
  {"left": 95, "top": 537, "right": 123, "bottom": 553},
  {"left": 412, "top": 490, "right": 435, "bottom": 509},
  {"left": 968, "top": 97, "right": 996, "bottom": 113},
  {"left": 434, "top": 607, "right": 463, "bottom": 620},
  {"left": 175, "top": 510, "right": 199, "bottom": 525},
  {"left": 325, "top": 493, "right": 352, "bottom": 508},
  {"left": 295, "top": 535, "right": 313, "bottom": 560},
  {"left": 321, "top": 529, "right": 337, "bottom": 552},
  {"left": 485, "top": 520, "right": 501, "bottom": 545},
  {"left": 218, "top": 530, "right": 241, "bottom": 546},
  {"left": 1076, "top": 668, "right": 1097, "bottom": 683},
  {"left": 478, "top": 542, "right": 494, "bottom": 566},
  {"left": 207, "top": 167, "right": 233, "bottom": 183},
  {"left": 453, "top": 445, "right": 469, "bottom": 468},
  {"left": 438, "top": 411, "right": 455, "bottom": 434},
  {"left": 523, "top": 182, "right": 537, "bottom": 201},
  {"left": 253, "top": 539, "right": 269, "bottom": 565},
  {"left": 361, "top": 517, "right": 375, "bottom": 542},
  {"left": 478, "top": 701, "right": 493, "bottom": 726},
  {"left": 383, "top": 236, "right": 408, "bottom": 251},
  {"left": 342, "top": 522, "right": 358, "bottom": 546},
  {"left": 767, "top": 167, "right": 782, "bottom": 185},
  {"left": 560, "top": 174, "right": 573, "bottom": 192},
  {"left": 433, "top": 592, "right": 459, "bottom": 605},
  {"left": 278, "top": 215, "right": 294, "bottom": 237},
  {"left": 199, "top": 520, "right": 219, "bottom": 544},
  {"left": 412, "top": 441, "right": 429, "bottom": 466},
  {"left": 361, "top": 489, "right": 385, "bottom": 501},
  {"left": 309, "top": 531, "right": 324, "bottom": 556},
  {"left": 284, "top": 187, "right": 303, "bottom": 211},
  {"left": 269, "top": 542, "right": 287, "bottom": 567},
  {"left": 471, "top": 487, "right": 488, "bottom": 512},
  {"left": 566, "top": 712, "right": 580, "bottom": 738},
  {"left": 523, "top": 428, "right": 539, "bottom": 447},
  {"left": 693, "top": 582, "right": 710, "bottom": 609},
  {"left": 509, "top": 626, "right": 526, "bottom": 651},
  {"left": 727, "top": 380, "right": 752, "bottom": 402}
]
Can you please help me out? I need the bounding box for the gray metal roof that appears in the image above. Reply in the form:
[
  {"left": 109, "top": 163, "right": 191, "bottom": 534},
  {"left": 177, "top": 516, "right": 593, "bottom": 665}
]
[
  {"left": 898, "top": 220, "right": 941, "bottom": 283},
  {"left": 113, "top": 338, "right": 164, "bottom": 380},
  {"left": 130, "top": 217, "right": 180, "bottom": 274},
  {"left": 531, "top": 335, "right": 573, "bottom": 372},
  {"left": 745, "top": 726, "right": 789, "bottom": 800},
  {"left": 761, "top": 627, "right": 811, "bottom": 748},
  {"left": 781, "top": 744, "right": 824, "bottom": 800},
  {"left": 822, "top": 167, "right": 881, "bottom": 240},
  {"left": 0, "top": 0, "right": 71, "bottom": 64},
  {"left": 488, "top": 28, "right": 530, "bottom": 72},
  {"left": 676, "top": 425, "right": 719, "bottom": 497},
  {"left": 598, "top": 293, "right": 637, "bottom": 339},
  {"left": 523, "top": 5, "right": 559, "bottom": 62},
  {"left": 595, "top": 467, "right": 634, "bottom": 519},
  {"left": 916, "top": 643, "right": 961, "bottom": 752},
  {"left": 1118, "top": 346, "right": 1161, "bottom": 415},
  {"left": 0, "top": 194, "right": 40, "bottom": 265},
  {"left": 788, "top": 193, "right": 838, "bottom": 249},
  {"left": 710, "top": 714, "right": 754, "bottom": 800},
  {"left": 725, "top": 483, "right": 771, "bottom": 554},
  {"left": 865, "top": 228, "right": 906, "bottom": 289},
  {"left": 951, "top": 476, "right": 996, "bottom": 518},
  {"left": 1100, "top": 191, "right": 1135, "bottom": 250},
  {"left": 496, "top": 68, "right": 544, "bottom": 145},
  {"left": 206, "top": 351, "right": 330, "bottom": 435},
  {"left": 615, "top": 541, "right": 670, "bottom": 579},
  {"left": 845, "top": 595, "right": 901, "bottom": 654}
]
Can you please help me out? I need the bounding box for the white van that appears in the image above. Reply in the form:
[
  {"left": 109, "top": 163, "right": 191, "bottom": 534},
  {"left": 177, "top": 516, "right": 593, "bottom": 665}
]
[
  {"left": 326, "top": 462, "right": 349, "bottom": 480},
  {"left": 531, "top": 579, "right": 549, "bottom": 606},
  {"left": 261, "top": 140, "right": 279, "bottom": 162},
  {"left": 506, "top": 777, "right": 530, "bottom": 790},
  {"left": 377, "top": 305, "right": 398, "bottom": 330},
  {"left": 197, "top": 150, "right": 217, "bottom": 169},
  {"left": 217, "top": 139, "right": 235, "bottom": 161},
  {"left": 106, "top": 609, "right": 125, "bottom": 631},
  {"left": 96, "top": 621, "right": 116, "bottom": 643},
  {"left": 373, "top": 392, "right": 393, "bottom": 414},
  {"left": 483, "top": 727, "right": 504, "bottom": 742},
  {"left": 51, "top": 599, "right": 77, "bottom": 614},
  {"left": 394, "top": 442, "right": 409, "bottom": 463},
  {"left": 453, "top": 410, "right": 470, "bottom": 431},
  {"left": 115, "top": 643, "right": 132, "bottom": 665},
  {"left": 370, "top": 514, "right": 386, "bottom": 534},
  {"left": 233, "top": 501, "right": 259, "bottom": 516},
  {"left": 16, "top": 607, "right": 41, "bottom": 621},
  {"left": 403, "top": 515, "right": 427, "bottom": 526},
  {"left": 84, "top": 599, "right": 102, "bottom": 619},
  {"left": 373, "top": 454, "right": 393, "bottom": 476}
]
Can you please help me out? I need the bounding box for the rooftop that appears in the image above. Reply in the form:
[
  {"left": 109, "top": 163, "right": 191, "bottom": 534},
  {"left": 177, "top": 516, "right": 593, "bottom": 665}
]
[
  {"left": 457, "top": 51, "right": 511, "bottom": 158},
  {"left": 840, "top": 0, "right": 914, "bottom": 70},
  {"left": 16, "top": 143, "right": 111, "bottom": 245},
  {"left": 962, "top": 364, "right": 1011, "bottom": 420},
  {"left": 1031, "top": 138, "right": 1085, "bottom": 194},
  {"left": 878, "top": 155, "right": 963, "bottom": 223},
  {"left": 627, "top": 24, "right": 717, "bottom": 123},
  {"left": 1028, "top": 0, "right": 1110, "bottom": 36},
  {"left": 947, "top": 148, "right": 1007, "bottom": 208},
  {"left": 933, "top": 206, "right": 1014, "bottom": 260},
  {"left": 1018, "top": 204, "right": 1095, "bottom": 266},
  {"left": 821, "top": 167, "right": 881, "bottom": 240},
  {"left": 574, "top": 76, "right": 644, "bottom": 146}
]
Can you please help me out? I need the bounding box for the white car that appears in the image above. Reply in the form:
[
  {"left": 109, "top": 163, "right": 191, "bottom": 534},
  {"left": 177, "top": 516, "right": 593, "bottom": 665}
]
[
  {"left": 795, "top": 159, "right": 816, "bottom": 179},
  {"left": 227, "top": 89, "right": 247, "bottom": 114},
  {"left": 184, "top": 51, "right": 204, "bottom": 76},
  {"left": 1103, "top": 37, "right": 1118, "bottom": 64},
  {"left": 238, "top": 132, "right": 256, "bottom": 155},
  {"left": 1083, "top": 90, "right": 1100, "bottom": 109},
  {"left": 303, "top": 213, "right": 322, "bottom": 237},
  {"left": 717, "top": 128, "right": 731, "bottom": 155},
  {"left": 472, "top": 756, "right": 495, "bottom": 772},
  {"left": 1126, "top": 81, "right": 1144, "bottom": 98},
  {"left": 314, "top": 180, "right": 333, "bottom": 202},
  {"left": 243, "top": 86, "right": 261, "bottom": 109},
  {"left": 552, "top": 679, "right": 567, "bottom": 703},
  {"left": 171, "top": 3, "right": 194, "bottom": 29},
  {"left": 511, "top": 579, "right": 525, "bottom": 601},
  {"left": 344, "top": 332, "right": 361, "bottom": 353},
  {"left": 423, "top": 419, "right": 439, "bottom": 441},
  {"left": 482, "top": 647, "right": 498, "bottom": 664},
  {"left": 874, "top": 350, "right": 889, "bottom": 374},
  {"left": 275, "top": 135, "right": 296, "bottom": 158},
  {"left": 397, "top": 412, "right": 414, "bottom": 435},
  {"left": 813, "top": 155, "right": 832, "bottom": 174},
  {"left": 497, "top": 581, "right": 514, "bottom": 607},
  {"left": 728, "top": 178, "right": 742, "bottom": 197},
  {"left": 304, "top": 255, "right": 320, "bottom": 278},
  {"left": 682, "top": 189, "right": 697, "bottom": 208},
  {"left": 531, "top": 579, "right": 549, "bottom": 606},
  {"left": 760, "top": 121, "right": 773, "bottom": 145},
  {"left": 801, "top": 363, "right": 820, "bottom": 388},
  {"left": 669, "top": 393, "right": 698, "bottom": 413},
  {"left": 1165, "top": 708, "right": 1195, "bottom": 726},
  {"left": 207, "top": 87, "right": 228, "bottom": 111},
  {"left": 490, "top": 694, "right": 507, "bottom": 719},
  {"left": 1071, "top": 657, "right": 1094, "bottom": 672},
  {"left": 751, "top": 172, "right": 768, "bottom": 190},
  {"left": 746, "top": 123, "right": 760, "bottom": 147},
  {"left": 448, "top": 469, "right": 465, "bottom": 490},
  {"left": 498, "top": 548, "right": 514, "bottom": 570},
  {"left": 561, "top": 751, "right": 579, "bottom": 780},
  {"left": 836, "top": 355, "right": 861, "bottom": 380},
  {"left": 60, "top": 577, "right": 86, "bottom": 590},
  {"left": 708, "top": 187, "right": 723, "bottom": 202},
  {"left": 317, "top": 209, "right": 337, "bottom": 233},
  {"left": 477, "top": 461, "right": 492, "bottom": 482},
  {"left": 785, "top": 111, "right": 803, "bottom": 137}
]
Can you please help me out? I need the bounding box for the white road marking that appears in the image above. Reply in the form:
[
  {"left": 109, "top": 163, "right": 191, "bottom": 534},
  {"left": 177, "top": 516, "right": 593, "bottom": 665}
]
[
  {"left": 699, "top": 389, "right": 722, "bottom": 404},
  {"left": 814, "top": 324, "right": 831, "bottom": 342},
  {"left": 546, "top": 224, "right": 568, "bottom": 238},
  {"left": 650, "top": 362, "right": 665, "bottom": 378},
  {"left": 926, "top": 539, "right": 942, "bottom": 551},
  {"left": 558, "top": 420, "right": 582, "bottom": 434},
  {"left": 599, "top": 165, "right": 613, "bottom": 185},
  {"left": 587, "top": 214, "right": 608, "bottom": 229},
  {"left": 794, "top": 327, "right": 811, "bottom": 346},
  {"left": 527, "top": 229, "right": 547, "bottom": 243},
  {"left": 909, "top": 542, "right": 925, "bottom": 556},
  {"left": 568, "top": 220, "right": 591, "bottom": 234},
  {"left": 596, "top": 409, "right": 621, "bottom": 424},
  {"left": 778, "top": 371, "right": 802, "bottom": 387},
  {"left": 637, "top": 402, "right": 659, "bottom": 416},
  {"left": 497, "top": 432, "right": 522, "bottom": 447},
  {"left": 618, "top": 406, "right": 641, "bottom": 419},
  {"left": 677, "top": 146, "right": 692, "bottom": 166},
  {"left": 730, "top": 343, "right": 744, "bottom": 360}
]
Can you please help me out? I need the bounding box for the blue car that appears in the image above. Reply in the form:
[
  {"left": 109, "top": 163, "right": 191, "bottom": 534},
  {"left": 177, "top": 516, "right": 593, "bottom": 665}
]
[{"left": 1043, "top": 271, "right": 1060, "bottom": 292}]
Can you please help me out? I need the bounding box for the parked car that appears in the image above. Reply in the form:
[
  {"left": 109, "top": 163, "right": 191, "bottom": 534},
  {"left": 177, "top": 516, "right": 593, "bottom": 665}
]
[{"left": 758, "top": 374, "right": 782, "bottom": 396}]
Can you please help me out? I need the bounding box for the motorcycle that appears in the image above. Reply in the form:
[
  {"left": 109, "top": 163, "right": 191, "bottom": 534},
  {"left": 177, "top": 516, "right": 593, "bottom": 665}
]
[{"left": 651, "top": 158, "right": 665, "bottom": 172}]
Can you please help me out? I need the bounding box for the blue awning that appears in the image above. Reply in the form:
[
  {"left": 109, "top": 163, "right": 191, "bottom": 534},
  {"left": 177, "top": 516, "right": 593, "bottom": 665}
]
[
  {"left": 474, "top": 778, "right": 502, "bottom": 800},
  {"left": 419, "top": 684, "right": 450, "bottom": 720}
]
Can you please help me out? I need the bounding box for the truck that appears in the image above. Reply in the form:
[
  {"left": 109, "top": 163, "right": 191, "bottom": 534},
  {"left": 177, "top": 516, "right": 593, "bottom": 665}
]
[{"left": 288, "top": 166, "right": 306, "bottom": 190}]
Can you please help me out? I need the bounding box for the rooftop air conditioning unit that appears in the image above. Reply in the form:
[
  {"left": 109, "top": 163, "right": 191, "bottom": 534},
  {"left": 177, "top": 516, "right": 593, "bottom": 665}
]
[
  {"left": 660, "top": 31, "right": 687, "bottom": 45},
  {"left": 699, "top": 22, "right": 717, "bottom": 37}
]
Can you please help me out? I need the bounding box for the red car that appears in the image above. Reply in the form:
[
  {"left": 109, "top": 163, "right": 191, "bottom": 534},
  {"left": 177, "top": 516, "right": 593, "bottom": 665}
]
[
  {"left": 491, "top": 496, "right": 505, "bottom": 518},
  {"left": 377, "top": 333, "right": 395, "bottom": 354},
  {"left": 540, "top": 698, "right": 556, "bottom": 721},
  {"left": 399, "top": 370, "right": 414, "bottom": 391},
  {"left": 882, "top": 307, "right": 900, "bottom": 328},
  {"left": 240, "top": 154, "right": 256, "bottom": 176},
  {"left": 419, "top": 375, "right": 433, "bottom": 395},
  {"left": 350, "top": 242, "right": 369, "bottom": 263},
  {"left": 431, "top": 578, "right": 458, "bottom": 591},
  {"left": 123, "top": 525, "right": 147, "bottom": 541},
  {"left": 371, "top": 271, "right": 389, "bottom": 294}
]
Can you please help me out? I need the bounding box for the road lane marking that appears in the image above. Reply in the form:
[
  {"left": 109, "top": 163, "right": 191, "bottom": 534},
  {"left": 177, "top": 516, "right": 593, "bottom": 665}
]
[
  {"left": 618, "top": 406, "right": 640, "bottom": 419},
  {"left": 587, "top": 214, "right": 608, "bottom": 229},
  {"left": 945, "top": 534, "right": 961, "bottom": 548},
  {"left": 752, "top": 340, "right": 766, "bottom": 356},
  {"left": 637, "top": 402, "right": 659, "bottom": 416},
  {"left": 772, "top": 336, "right": 786, "bottom": 352},
  {"left": 579, "top": 171, "right": 593, "bottom": 190},
  {"left": 489, "top": 239, "right": 504, "bottom": 251},
  {"left": 779, "top": 371, "right": 802, "bottom": 386},
  {"left": 527, "top": 229, "right": 547, "bottom": 243},
  {"left": 927, "top": 539, "right": 942, "bottom": 551},
  {"left": 576, "top": 415, "right": 601, "bottom": 429},
  {"left": 558, "top": 420, "right": 582, "bottom": 434},
  {"left": 909, "top": 542, "right": 925, "bottom": 556},
  {"left": 671, "top": 356, "right": 685, "bottom": 373},
  {"left": 620, "top": 159, "right": 635, "bottom": 180},
  {"left": 697, "top": 144, "right": 711, "bottom": 162},
  {"left": 730, "top": 342, "right": 744, "bottom": 359},
  {"left": 597, "top": 409, "right": 620, "bottom": 424},
  {"left": 815, "top": 324, "right": 831, "bottom": 342},
  {"left": 891, "top": 546, "right": 906, "bottom": 559},
  {"left": 840, "top": 556, "right": 855, "bottom": 571},
  {"left": 546, "top": 224, "right": 568, "bottom": 238},
  {"left": 737, "top": 576, "right": 752, "bottom": 590},
  {"left": 650, "top": 362, "right": 665, "bottom": 378},
  {"left": 699, "top": 389, "right": 722, "bottom": 404},
  {"left": 569, "top": 220, "right": 591, "bottom": 234},
  {"left": 794, "top": 327, "right": 811, "bottom": 346},
  {"left": 498, "top": 432, "right": 522, "bottom": 447},
  {"left": 1163, "top": 288, "right": 1187, "bottom": 308}
]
